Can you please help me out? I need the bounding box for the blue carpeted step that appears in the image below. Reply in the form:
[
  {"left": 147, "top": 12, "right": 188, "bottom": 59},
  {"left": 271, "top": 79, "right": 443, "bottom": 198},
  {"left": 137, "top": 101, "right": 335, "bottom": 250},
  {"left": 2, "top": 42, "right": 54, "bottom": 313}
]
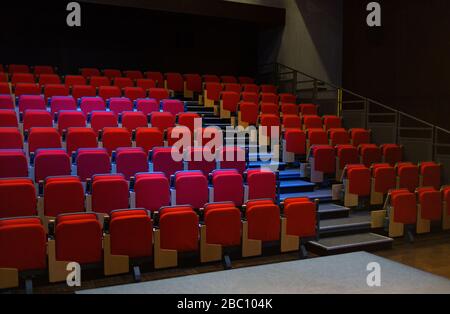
[
  {"left": 279, "top": 168, "right": 304, "bottom": 180},
  {"left": 248, "top": 161, "right": 286, "bottom": 171},
  {"left": 280, "top": 180, "right": 315, "bottom": 193}
]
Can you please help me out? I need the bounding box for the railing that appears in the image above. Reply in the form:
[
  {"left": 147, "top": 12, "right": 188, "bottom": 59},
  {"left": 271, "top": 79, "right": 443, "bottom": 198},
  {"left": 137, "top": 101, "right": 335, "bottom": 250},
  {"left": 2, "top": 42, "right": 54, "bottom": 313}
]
[{"left": 258, "top": 62, "right": 450, "bottom": 183}]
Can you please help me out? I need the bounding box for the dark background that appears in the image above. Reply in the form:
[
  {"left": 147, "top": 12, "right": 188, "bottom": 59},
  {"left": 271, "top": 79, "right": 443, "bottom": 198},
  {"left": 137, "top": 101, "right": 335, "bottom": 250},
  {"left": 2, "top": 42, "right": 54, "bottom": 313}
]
[{"left": 343, "top": 0, "right": 450, "bottom": 129}]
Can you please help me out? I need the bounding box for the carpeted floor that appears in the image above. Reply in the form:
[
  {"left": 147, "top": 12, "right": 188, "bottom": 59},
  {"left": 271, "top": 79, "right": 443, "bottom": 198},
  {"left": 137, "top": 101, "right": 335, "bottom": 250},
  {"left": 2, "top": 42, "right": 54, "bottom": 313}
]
[{"left": 78, "top": 252, "right": 450, "bottom": 294}]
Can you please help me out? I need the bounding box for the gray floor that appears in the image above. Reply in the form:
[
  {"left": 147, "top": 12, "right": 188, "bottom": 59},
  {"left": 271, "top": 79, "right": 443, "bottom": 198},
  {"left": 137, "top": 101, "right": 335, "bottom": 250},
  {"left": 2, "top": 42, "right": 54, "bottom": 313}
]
[{"left": 78, "top": 252, "right": 450, "bottom": 294}]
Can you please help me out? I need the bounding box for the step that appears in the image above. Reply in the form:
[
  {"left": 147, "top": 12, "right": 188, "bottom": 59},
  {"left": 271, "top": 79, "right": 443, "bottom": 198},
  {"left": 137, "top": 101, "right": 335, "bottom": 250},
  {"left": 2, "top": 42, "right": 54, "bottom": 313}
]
[
  {"left": 319, "top": 212, "right": 372, "bottom": 237},
  {"left": 279, "top": 168, "right": 303, "bottom": 180},
  {"left": 280, "top": 180, "right": 316, "bottom": 193},
  {"left": 247, "top": 161, "right": 286, "bottom": 171},
  {"left": 307, "top": 233, "right": 393, "bottom": 256},
  {"left": 280, "top": 188, "right": 332, "bottom": 203},
  {"left": 318, "top": 203, "right": 350, "bottom": 220}
]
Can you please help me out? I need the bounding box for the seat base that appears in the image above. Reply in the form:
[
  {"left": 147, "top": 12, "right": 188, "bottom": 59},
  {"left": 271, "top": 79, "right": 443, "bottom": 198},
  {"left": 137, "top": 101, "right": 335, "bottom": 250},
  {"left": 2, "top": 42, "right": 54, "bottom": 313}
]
[
  {"left": 280, "top": 217, "right": 300, "bottom": 253},
  {"left": 48, "top": 240, "right": 71, "bottom": 283},
  {"left": 154, "top": 229, "right": 178, "bottom": 269},
  {"left": 103, "top": 235, "right": 130, "bottom": 276},
  {"left": 0, "top": 268, "right": 19, "bottom": 289},
  {"left": 416, "top": 205, "right": 431, "bottom": 234},
  {"left": 241, "top": 221, "right": 262, "bottom": 258},
  {"left": 200, "top": 225, "right": 222, "bottom": 263}
]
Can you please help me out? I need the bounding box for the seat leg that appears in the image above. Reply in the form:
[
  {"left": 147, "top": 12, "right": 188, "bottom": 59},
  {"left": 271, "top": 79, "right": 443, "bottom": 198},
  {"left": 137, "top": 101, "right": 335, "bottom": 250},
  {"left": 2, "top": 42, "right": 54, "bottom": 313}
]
[
  {"left": 405, "top": 225, "right": 415, "bottom": 243},
  {"left": 25, "top": 279, "right": 33, "bottom": 295},
  {"left": 299, "top": 244, "right": 308, "bottom": 260},
  {"left": 223, "top": 255, "right": 232, "bottom": 270},
  {"left": 133, "top": 266, "right": 141, "bottom": 282}
]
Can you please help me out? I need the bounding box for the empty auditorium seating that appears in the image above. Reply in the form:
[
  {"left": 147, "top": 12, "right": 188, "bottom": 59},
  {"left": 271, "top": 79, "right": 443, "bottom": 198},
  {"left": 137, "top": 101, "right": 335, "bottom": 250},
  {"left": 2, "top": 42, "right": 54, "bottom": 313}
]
[
  {"left": 66, "top": 128, "right": 97, "bottom": 154},
  {"left": 186, "top": 147, "right": 217, "bottom": 177},
  {"left": 239, "top": 77, "right": 255, "bottom": 84},
  {"left": 336, "top": 145, "right": 359, "bottom": 180},
  {"left": 81, "top": 68, "right": 101, "bottom": 78},
  {"left": 218, "top": 146, "right": 246, "bottom": 175},
  {"left": 124, "top": 87, "right": 146, "bottom": 101},
  {"left": 44, "top": 84, "right": 70, "bottom": 100},
  {"left": 309, "top": 145, "right": 336, "bottom": 183},
  {"left": 148, "top": 88, "right": 170, "bottom": 102},
  {"left": 109, "top": 97, "right": 133, "bottom": 117},
  {"left": 220, "top": 91, "right": 240, "bottom": 118},
  {"left": 396, "top": 162, "right": 419, "bottom": 192},
  {"left": 0, "top": 178, "right": 37, "bottom": 218},
  {"left": 90, "top": 76, "right": 111, "bottom": 88},
  {"left": 359, "top": 144, "right": 382, "bottom": 167},
  {"left": 80, "top": 97, "right": 106, "bottom": 115},
  {"left": 260, "top": 93, "right": 279, "bottom": 104},
  {"left": 260, "top": 103, "right": 279, "bottom": 115},
  {"left": 200, "top": 202, "right": 241, "bottom": 263},
  {"left": 203, "top": 74, "right": 220, "bottom": 83},
  {"left": 0, "top": 128, "right": 23, "bottom": 149},
  {"left": 136, "top": 79, "right": 156, "bottom": 91},
  {"left": 134, "top": 127, "right": 163, "bottom": 153},
  {"left": 28, "top": 127, "right": 61, "bottom": 154},
  {"left": 145, "top": 72, "right": 164, "bottom": 87},
  {"left": 260, "top": 114, "right": 280, "bottom": 138},
  {"left": 242, "top": 84, "right": 259, "bottom": 93},
  {"left": 50, "top": 96, "right": 77, "bottom": 116},
  {"left": 420, "top": 162, "right": 441, "bottom": 190},
  {"left": 242, "top": 199, "right": 280, "bottom": 257},
  {"left": 12, "top": 73, "right": 35, "bottom": 85},
  {"left": 76, "top": 148, "right": 110, "bottom": 181},
  {"left": 152, "top": 147, "right": 184, "bottom": 179},
  {"left": 184, "top": 74, "right": 202, "bottom": 98},
  {"left": 57, "top": 111, "right": 86, "bottom": 135},
  {"left": 34, "top": 149, "right": 71, "bottom": 182},
  {"left": 150, "top": 112, "right": 175, "bottom": 133},
  {"left": 0, "top": 73, "right": 7, "bottom": 83},
  {"left": 416, "top": 187, "right": 442, "bottom": 234},
  {"left": 329, "top": 128, "right": 350, "bottom": 146},
  {"left": 64, "top": 75, "right": 86, "bottom": 88},
  {"left": 99, "top": 86, "right": 122, "bottom": 101},
  {"left": 350, "top": 128, "right": 371, "bottom": 147},
  {"left": 238, "top": 102, "right": 258, "bottom": 126},
  {"left": 246, "top": 169, "right": 277, "bottom": 201},
  {"left": 221, "top": 76, "right": 237, "bottom": 84},
  {"left": 113, "top": 77, "right": 134, "bottom": 89},
  {"left": 323, "top": 115, "right": 342, "bottom": 130},
  {"left": 101, "top": 128, "right": 132, "bottom": 155},
  {"left": 34, "top": 65, "right": 55, "bottom": 75},
  {"left": 241, "top": 92, "right": 259, "bottom": 103},
  {"left": 120, "top": 111, "right": 147, "bottom": 133},
  {"left": 381, "top": 144, "right": 403, "bottom": 166},
  {"left": 178, "top": 113, "right": 201, "bottom": 134},
  {"left": 9, "top": 64, "right": 30, "bottom": 74},
  {"left": 283, "top": 129, "right": 306, "bottom": 161},
  {"left": 0, "top": 95, "right": 14, "bottom": 110},
  {"left": 104, "top": 69, "right": 122, "bottom": 79},
  {"left": 72, "top": 85, "right": 96, "bottom": 100},
  {"left": 162, "top": 99, "right": 184, "bottom": 116},
  {"left": 42, "top": 176, "right": 85, "bottom": 218},
  {"left": 165, "top": 73, "right": 184, "bottom": 92},
  {"left": 279, "top": 93, "right": 296, "bottom": 104},
  {"left": 115, "top": 147, "right": 149, "bottom": 180},
  {"left": 307, "top": 129, "right": 329, "bottom": 150},
  {"left": 303, "top": 115, "right": 323, "bottom": 130},
  {"left": 0, "top": 110, "right": 19, "bottom": 127},
  {"left": 18, "top": 95, "right": 46, "bottom": 113},
  {"left": 123, "top": 70, "right": 144, "bottom": 80},
  {"left": 38, "top": 74, "right": 61, "bottom": 87},
  {"left": 224, "top": 83, "right": 241, "bottom": 93},
  {"left": 154, "top": 206, "right": 198, "bottom": 269},
  {"left": 342, "top": 164, "right": 371, "bottom": 207},
  {"left": 260, "top": 85, "right": 277, "bottom": 93},
  {"left": 204, "top": 83, "right": 222, "bottom": 107},
  {"left": 0, "top": 150, "right": 28, "bottom": 178},
  {"left": 370, "top": 163, "right": 396, "bottom": 205},
  {"left": 211, "top": 170, "right": 244, "bottom": 206},
  {"left": 90, "top": 174, "right": 129, "bottom": 214},
  {"left": 89, "top": 111, "right": 117, "bottom": 135},
  {"left": 282, "top": 114, "right": 301, "bottom": 129},
  {"left": 0, "top": 217, "right": 46, "bottom": 289},
  {"left": 0, "top": 83, "right": 11, "bottom": 95},
  {"left": 49, "top": 213, "right": 102, "bottom": 282},
  {"left": 281, "top": 103, "right": 298, "bottom": 115},
  {"left": 383, "top": 189, "right": 417, "bottom": 238},
  {"left": 441, "top": 186, "right": 450, "bottom": 230},
  {"left": 23, "top": 110, "right": 53, "bottom": 131},
  {"left": 133, "top": 173, "right": 170, "bottom": 212},
  {"left": 135, "top": 98, "right": 159, "bottom": 115},
  {"left": 173, "top": 171, "right": 208, "bottom": 209}
]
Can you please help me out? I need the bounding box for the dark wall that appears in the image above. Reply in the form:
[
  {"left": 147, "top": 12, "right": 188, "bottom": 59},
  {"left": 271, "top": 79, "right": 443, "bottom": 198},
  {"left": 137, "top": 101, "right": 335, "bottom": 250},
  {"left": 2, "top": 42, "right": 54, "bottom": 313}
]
[
  {"left": 343, "top": 0, "right": 450, "bottom": 130},
  {"left": 0, "top": 1, "right": 279, "bottom": 76}
]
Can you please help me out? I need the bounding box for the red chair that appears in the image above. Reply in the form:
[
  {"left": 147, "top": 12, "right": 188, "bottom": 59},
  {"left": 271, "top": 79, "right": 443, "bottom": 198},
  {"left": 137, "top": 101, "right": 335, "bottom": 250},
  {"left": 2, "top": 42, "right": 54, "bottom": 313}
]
[
  {"left": 383, "top": 189, "right": 417, "bottom": 239},
  {"left": 174, "top": 171, "right": 209, "bottom": 209},
  {"left": 359, "top": 144, "right": 382, "bottom": 168},
  {"left": 136, "top": 98, "right": 159, "bottom": 116},
  {"left": 122, "top": 111, "right": 148, "bottom": 133},
  {"left": 0, "top": 149, "right": 28, "bottom": 178},
  {"left": 124, "top": 87, "right": 146, "bottom": 101},
  {"left": 113, "top": 77, "right": 134, "bottom": 89},
  {"left": 152, "top": 147, "right": 184, "bottom": 179},
  {"left": 90, "top": 174, "right": 129, "bottom": 215},
  {"left": 133, "top": 173, "right": 170, "bottom": 212},
  {"left": 90, "top": 111, "right": 118, "bottom": 134},
  {"left": 123, "top": 70, "right": 143, "bottom": 80},
  {"left": 211, "top": 170, "right": 244, "bottom": 207},
  {"left": 342, "top": 164, "right": 371, "bottom": 207},
  {"left": 115, "top": 147, "right": 149, "bottom": 180},
  {"left": 72, "top": 85, "right": 96, "bottom": 100},
  {"left": 204, "top": 83, "right": 222, "bottom": 107},
  {"left": 419, "top": 162, "right": 441, "bottom": 190},
  {"left": 145, "top": 72, "right": 164, "bottom": 87},
  {"left": 416, "top": 187, "right": 442, "bottom": 234},
  {"left": 150, "top": 112, "right": 175, "bottom": 133},
  {"left": 246, "top": 169, "right": 277, "bottom": 201},
  {"left": 0, "top": 95, "right": 14, "bottom": 110},
  {"left": 165, "top": 73, "right": 184, "bottom": 93},
  {"left": 76, "top": 148, "right": 111, "bottom": 181},
  {"left": 350, "top": 128, "right": 371, "bottom": 147},
  {"left": 90, "top": 76, "right": 111, "bottom": 88},
  {"left": 0, "top": 178, "right": 37, "bottom": 218},
  {"left": 0, "top": 109, "right": 18, "bottom": 127},
  {"left": 238, "top": 102, "right": 258, "bottom": 126},
  {"left": 323, "top": 115, "right": 342, "bottom": 130},
  {"left": 103, "top": 69, "right": 122, "bottom": 79},
  {"left": 381, "top": 144, "right": 403, "bottom": 166},
  {"left": 148, "top": 88, "right": 169, "bottom": 102},
  {"left": 101, "top": 127, "right": 132, "bottom": 155},
  {"left": 309, "top": 145, "right": 336, "bottom": 183},
  {"left": 135, "top": 127, "right": 164, "bottom": 153},
  {"left": 28, "top": 127, "right": 61, "bottom": 155},
  {"left": 34, "top": 149, "right": 71, "bottom": 182},
  {"left": 396, "top": 162, "right": 419, "bottom": 193},
  {"left": 57, "top": 111, "right": 86, "bottom": 135},
  {"left": 336, "top": 145, "right": 359, "bottom": 181},
  {"left": 370, "top": 163, "right": 396, "bottom": 205},
  {"left": 66, "top": 128, "right": 97, "bottom": 154},
  {"left": 99, "top": 86, "right": 122, "bottom": 101},
  {"left": 44, "top": 84, "right": 69, "bottom": 101},
  {"left": 329, "top": 128, "right": 350, "bottom": 146},
  {"left": 81, "top": 68, "right": 101, "bottom": 78},
  {"left": 65, "top": 75, "right": 86, "bottom": 88},
  {"left": 260, "top": 93, "right": 279, "bottom": 104},
  {"left": 42, "top": 176, "right": 85, "bottom": 218}
]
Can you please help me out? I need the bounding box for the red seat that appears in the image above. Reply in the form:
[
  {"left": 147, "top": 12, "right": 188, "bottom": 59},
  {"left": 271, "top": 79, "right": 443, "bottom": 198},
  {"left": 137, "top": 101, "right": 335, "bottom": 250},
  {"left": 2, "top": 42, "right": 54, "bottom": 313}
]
[
  {"left": 109, "top": 209, "right": 153, "bottom": 258},
  {"left": 224, "top": 83, "right": 241, "bottom": 93},
  {"left": 186, "top": 147, "right": 217, "bottom": 177},
  {"left": 239, "top": 102, "right": 258, "bottom": 125},
  {"left": 162, "top": 99, "right": 184, "bottom": 116},
  {"left": 204, "top": 203, "right": 241, "bottom": 247},
  {"left": 308, "top": 128, "right": 329, "bottom": 146},
  {"left": 203, "top": 75, "right": 220, "bottom": 83},
  {"left": 90, "top": 76, "right": 111, "bottom": 88},
  {"left": 323, "top": 115, "right": 342, "bottom": 130},
  {"left": 57, "top": 111, "right": 86, "bottom": 135},
  {"left": 109, "top": 97, "right": 133, "bottom": 117},
  {"left": 390, "top": 189, "right": 417, "bottom": 225},
  {"left": 145, "top": 72, "right": 164, "bottom": 87},
  {"left": 303, "top": 115, "right": 323, "bottom": 130},
  {"left": 103, "top": 69, "right": 122, "bottom": 79},
  {"left": 0, "top": 149, "right": 28, "bottom": 178},
  {"left": 241, "top": 92, "right": 259, "bottom": 103},
  {"left": 113, "top": 77, "right": 134, "bottom": 89},
  {"left": 28, "top": 127, "right": 61, "bottom": 154},
  {"left": 91, "top": 174, "right": 129, "bottom": 215},
  {"left": 72, "top": 85, "right": 96, "bottom": 100},
  {"left": 165, "top": 73, "right": 184, "bottom": 92},
  {"left": 102, "top": 127, "right": 132, "bottom": 155},
  {"left": 239, "top": 77, "right": 255, "bottom": 84},
  {"left": 284, "top": 198, "right": 317, "bottom": 238},
  {"left": 218, "top": 146, "right": 247, "bottom": 175},
  {"left": 99, "top": 86, "right": 122, "bottom": 101},
  {"left": 0, "top": 109, "right": 18, "bottom": 127},
  {"left": 122, "top": 111, "right": 148, "bottom": 133},
  {"left": 50, "top": 96, "right": 77, "bottom": 116},
  {"left": 135, "top": 127, "right": 164, "bottom": 153},
  {"left": 260, "top": 114, "right": 280, "bottom": 138},
  {"left": 23, "top": 110, "right": 53, "bottom": 131},
  {"left": 0, "top": 179, "right": 37, "bottom": 218},
  {"left": 136, "top": 98, "right": 159, "bottom": 115},
  {"left": 221, "top": 76, "right": 238, "bottom": 84},
  {"left": 347, "top": 165, "right": 371, "bottom": 197},
  {"left": 90, "top": 111, "right": 118, "bottom": 134},
  {"left": 397, "top": 162, "right": 419, "bottom": 193},
  {"left": 55, "top": 213, "right": 103, "bottom": 264},
  {"left": 150, "top": 112, "right": 175, "bottom": 133},
  {"left": 80, "top": 97, "right": 106, "bottom": 115},
  {"left": 134, "top": 173, "right": 170, "bottom": 212},
  {"left": 281, "top": 103, "right": 298, "bottom": 115},
  {"left": 442, "top": 187, "right": 450, "bottom": 216},
  {"left": 152, "top": 147, "right": 184, "bottom": 179},
  {"left": 260, "top": 93, "right": 279, "bottom": 104},
  {"left": 81, "top": 68, "right": 101, "bottom": 79},
  {"left": 43, "top": 176, "right": 85, "bottom": 217},
  {"left": 283, "top": 114, "right": 301, "bottom": 129},
  {"left": 175, "top": 171, "right": 209, "bottom": 209},
  {"left": 336, "top": 145, "right": 360, "bottom": 172},
  {"left": 260, "top": 85, "right": 277, "bottom": 94},
  {"left": 311, "top": 145, "right": 336, "bottom": 174},
  {"left": 0, "top": 95, "right": 14, "bottom": 110},
  {"left": 350, "top": 128, "right": 371, "bottom": 147},
  {"left": 381, "top": 144, "right": 403, "bottom": 166},
  {"left": 116, "top": 147, "right": 149, "bottom": 180},
  {"left": 279, "top": 93, "right": 296, "bottom": 104},
  {"left": 9, "top": 64, "right": 30, "bottom": 74},
  {"left": 212, "top": 170, "right": 244, "bottom": 207},
  {"left": 260, "top": 103, "right": 279, "bottom": 115},
  {"left": 178, "top": 113, "right": 201, "bottom": 134},
  {"left": 205, "top": 83, "right": 223, "bottom": 102},
  {"left": 0, "top": 127, "right": 23, "bottom": 149},
  {"left": 221, "top": 91, "right": 240, "bottom": 114},
  {"left": 359, "top": 144, "right": 382, "bottom": 168},
  {"left": 246, "top": 169, "right": 277, "bottom": 201},
  {"left": 159, "top": 206, "right": 198, "bottom": 252},
  {"left": 300, "top": 104, "right": 318, "bottom": 116},
  {"left": 18, "top": 95, "right": 46, "bottom": 113},
  {"left": 184, "top": 74, "right": 202, "bottom": 93},
  {"left": 242, "top": 84, "right": 258, "bottom": 93},
  {"left": 246, "top": 200, "right": 280, "bottom": 242},
  {"left": 148, "top": 88, "right": 170, "bottom": 102},
  {"left": 329, "top": 128, "right": 350, "bottom": 146},
  {"left": 136, "top": 79, "right": 156, "bottom": 91},
  {"left": 0, "top": 83, "right": 11, "bottom": 95},
  {"left": 0, "top": 217, "right": 46, "bottom": 272},
  {"left": 34, "top": 66, "right": 55, "bottom": 75},
  {"left": 76, "top": 148, "right": 111, "bottom": 181},
  {"left": 372, "top": 163, "right": 396, "bottom": 195},
  {"left": 124, "top": 87, "right": 146, "bottom": 101},
  {"left": 11, "top": 73, "right": 35, "bottom": 85},
  {"left": 44, "top": 84, "right": 69, "bottom": 101},
  {"left": 34, "top": 149, "right": 71, "bottom": 182},
  {"left": 417, "top": 187, "right": 442, "bottom": 221},
  {"left": 284, "top": 129, "right": 306, "bottom": 155},
  {"left": 66, "top": 127, "right": 97, "bottom": 154},
  {"left": 0, "top": 73, "right": 7, "bottom": 83},
  {"left": 123, "top": 71, "right": 144, "bottom": 80},
  {"left": 38, "top": 74, "right": 61, "bottom": 87},
  {"left": 420, "top": 162, "right": 441, "bottom": 190},
  {"left": 65, "top": 75, "right": 86, "bottom": 88}
]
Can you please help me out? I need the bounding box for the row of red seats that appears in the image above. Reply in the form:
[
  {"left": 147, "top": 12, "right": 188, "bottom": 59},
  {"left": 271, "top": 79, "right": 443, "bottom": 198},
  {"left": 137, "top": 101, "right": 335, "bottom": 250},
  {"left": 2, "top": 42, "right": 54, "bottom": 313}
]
[
  {"left": 0, "top": 64, "right": 55, "bottom": 75},
  {"left": 0, "top": 197, "right": 317, "bottom": 289},
  {"left": 0, "top": 169, "right": 277, "bottom": 219}
]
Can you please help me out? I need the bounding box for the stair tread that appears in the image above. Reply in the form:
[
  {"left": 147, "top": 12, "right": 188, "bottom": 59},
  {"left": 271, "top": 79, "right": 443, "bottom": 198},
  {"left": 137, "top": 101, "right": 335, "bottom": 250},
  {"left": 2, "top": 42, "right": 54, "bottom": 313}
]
[
  {"left": 309, "top": 233, "right": 393, "bottom": 249},
  {"left": 319, "top": 212, "right": 371, "bottom": 230}
]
